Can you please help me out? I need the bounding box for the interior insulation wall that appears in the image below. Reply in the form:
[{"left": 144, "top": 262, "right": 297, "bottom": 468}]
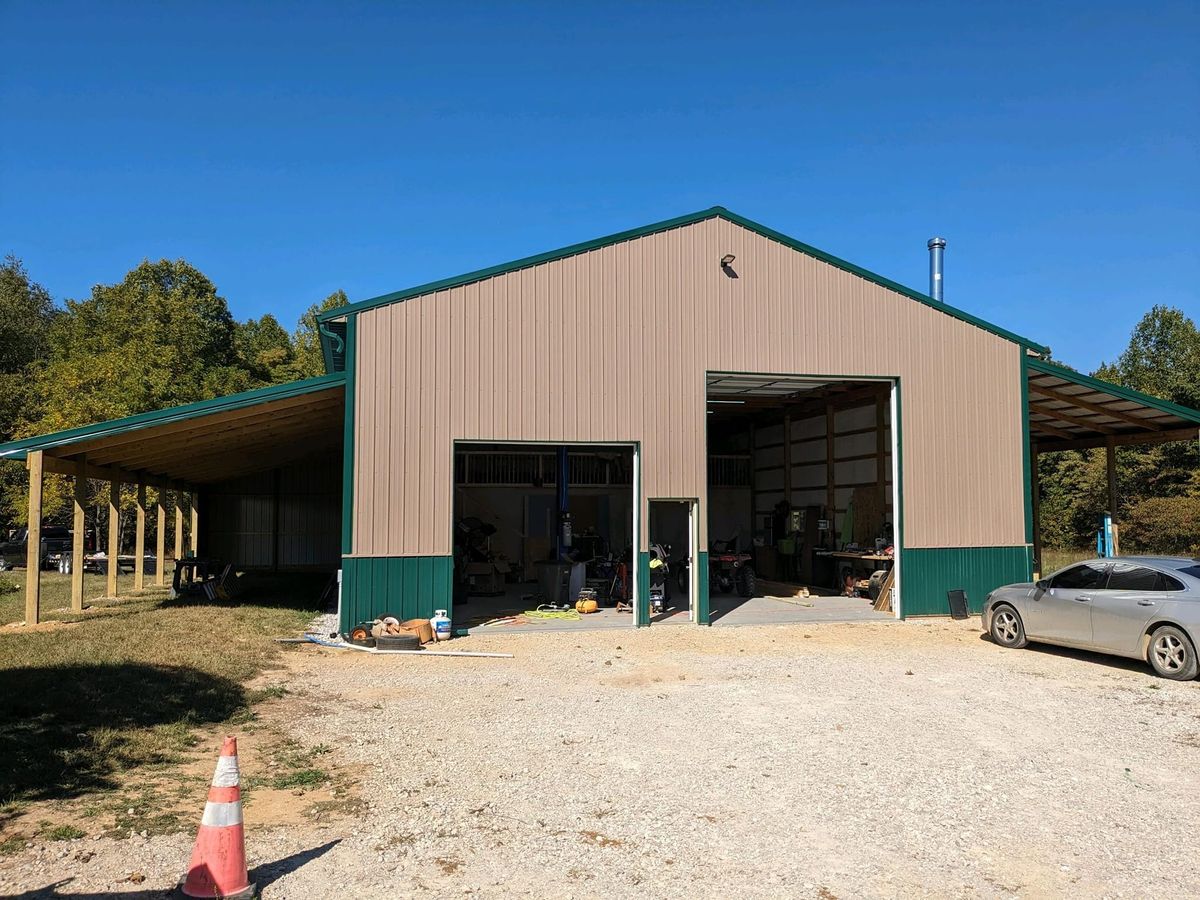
[
  {"left": 351, "top": 217, "right": 1025, "bottom": 556},
  {"left": 753, "top": 401, "right": 893, "bottom": 536}
]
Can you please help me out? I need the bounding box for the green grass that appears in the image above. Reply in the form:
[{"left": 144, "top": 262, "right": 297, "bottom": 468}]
[
  {"left": 1039, "top": 547, "right": 1099, "bottom": 576},
  {"left": 270, "top": 768, "right": 328, "bottom": 790},
  {"left": 44, "top": 824, "right": 86, "bottom": 841},
  {"left": 0, "top": 572, "right": 327, "bottom": 807},
  {"left": 0, "top": 570, "right": 121, "bottom": 626}
]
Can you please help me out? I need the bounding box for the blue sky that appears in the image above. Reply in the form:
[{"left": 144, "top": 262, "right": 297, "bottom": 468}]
[{"left": 2, "top": 1, "right": 1196, "bottom": 372}]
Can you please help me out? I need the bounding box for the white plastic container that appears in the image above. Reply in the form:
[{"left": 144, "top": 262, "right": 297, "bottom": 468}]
[{"left": 430, "top": 609, "right": 452, "bottom": 642}]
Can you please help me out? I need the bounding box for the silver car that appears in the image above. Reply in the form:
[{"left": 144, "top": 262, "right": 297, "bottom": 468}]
[{"left": 982, "top": 556, "right": 1200, "bottom": 680}]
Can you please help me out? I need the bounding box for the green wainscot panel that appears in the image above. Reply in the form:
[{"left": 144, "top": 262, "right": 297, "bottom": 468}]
[
  {"left": 339, "top": 555, "right": 454, "bottom": 633},
  {"left": 900, "top": 546, "right": 1034, "bottom": 617},
  {"left": 695, "top": 550, "right": 711, "bottom": 625}
]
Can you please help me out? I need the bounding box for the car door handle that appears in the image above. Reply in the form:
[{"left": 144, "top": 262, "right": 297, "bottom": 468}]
[
  {"left": 1075, "top": 596, "right": 1092, "bottom": 602},
  {"left": 1137, "top": 599, "right": 1156, "bottom": 607}
]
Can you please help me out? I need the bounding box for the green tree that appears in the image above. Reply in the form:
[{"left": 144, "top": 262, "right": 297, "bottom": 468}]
[
  {"left": 1037, "top": 305, "right": 1200, "bottom": 553},
  {"left": 235, "top": 313, "right": 294, "bottom": 384},
  {"left": 28, "top": 259, "right": 253, "bottom": 435},
  {"left": 1094, "top": 305, "right": 1200, "bottom": 409},
  {"left": 0, "top": 257, "right": 56, "bottom": 527},
  {"left": 289, "top": 289, "right": 348, "bottom": 379}
]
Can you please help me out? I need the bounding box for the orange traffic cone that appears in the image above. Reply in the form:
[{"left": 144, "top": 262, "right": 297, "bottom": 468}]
[{"left": 179, "top": 736, "right": 256, "bottom": 899}]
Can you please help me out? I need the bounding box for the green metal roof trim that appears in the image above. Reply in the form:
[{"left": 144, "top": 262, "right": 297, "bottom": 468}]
[
  {"left": 0, "top": 373, "right": 346, "bottom": 462},
  {"left": 318, "top": 205, "right": 1051, "bottom": 355},
  {"left": 1027, "top": 357, "right": 1200, "bottom": 425}
]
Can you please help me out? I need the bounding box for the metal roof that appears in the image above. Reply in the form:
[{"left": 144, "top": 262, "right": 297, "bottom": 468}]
[
  {"left": 319, "top": 206, "right": 1050, "bottom": 356},
  {"left": 1027, "top": 358, "right": 1200, "bottom": 451},
  {"left": 0, "top": 374, "right": 345, "bottom": 486}
]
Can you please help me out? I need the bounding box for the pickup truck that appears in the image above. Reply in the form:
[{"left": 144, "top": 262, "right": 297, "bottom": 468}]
[{"left": 0, "top": 526, "right": 73, "bottom": 570}]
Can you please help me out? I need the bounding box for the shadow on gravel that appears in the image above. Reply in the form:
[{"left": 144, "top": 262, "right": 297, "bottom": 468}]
[
  {"left": 0, "top": 663, "right": 245, "bottom": 806},
  {"left": 254, "top": 838, "right": 342, "bottom": 889},
  {"left": 11, "top": 841, "right": 342, "bottom": 898},
  {"left": 979, "top": 632, "right": 1154, "bottom": 676}
]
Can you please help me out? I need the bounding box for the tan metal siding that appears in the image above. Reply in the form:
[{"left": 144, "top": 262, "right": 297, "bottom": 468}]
[{"left": 351, "top": 218, "right": 1025, "bottom": 556}]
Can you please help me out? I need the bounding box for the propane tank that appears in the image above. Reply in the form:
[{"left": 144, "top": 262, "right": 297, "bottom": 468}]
[{"left": 430, "top": 609, "right": 451, "bottom": 642}]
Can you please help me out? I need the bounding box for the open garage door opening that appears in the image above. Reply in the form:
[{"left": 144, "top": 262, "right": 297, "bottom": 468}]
[
  {"left": 452, "top": 442, "right": 637, "bottom": 632},
  {"left": 705, "top": 373, "right": 900, "bottom": 624}
]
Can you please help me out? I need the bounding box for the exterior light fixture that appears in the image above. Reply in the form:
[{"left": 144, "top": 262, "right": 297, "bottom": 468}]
[{"left": 720, "top": 253, "right": 736, "bottom": 268}]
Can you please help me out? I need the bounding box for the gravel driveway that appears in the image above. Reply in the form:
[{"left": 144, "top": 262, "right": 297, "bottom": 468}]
[{"left": 3, "top": 618, "right": 1198, "bottom": 898}]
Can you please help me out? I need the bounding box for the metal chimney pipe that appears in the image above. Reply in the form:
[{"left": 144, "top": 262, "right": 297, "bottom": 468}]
[{"left": 927, "top": 237, "right": 946, "bottom": 302}]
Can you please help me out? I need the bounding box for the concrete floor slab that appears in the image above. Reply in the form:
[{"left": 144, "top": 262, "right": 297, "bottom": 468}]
[{"left": 454, "top": 583, "right": 893, "bottom": 634}]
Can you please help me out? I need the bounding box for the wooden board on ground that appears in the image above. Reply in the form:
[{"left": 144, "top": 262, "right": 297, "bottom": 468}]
[
  {"left": 757, "top": 579, "right": 836, "bottom": 598},
  {"left": 873, "top": 566, "right": 896, "bottom": 613}
]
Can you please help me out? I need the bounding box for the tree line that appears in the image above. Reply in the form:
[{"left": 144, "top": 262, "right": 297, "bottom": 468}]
[
  {"left": 1, "top": 253, "right": 1197, "bottom": 557},
  {"left": 0, "top": 255, "right": 345, "bottom": 535},
  {"left": 1036, "top": 306, "right": 1200, "bottom": 557}
]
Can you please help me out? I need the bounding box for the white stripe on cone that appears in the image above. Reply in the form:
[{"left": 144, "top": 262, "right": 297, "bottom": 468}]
[
  {"left": 212, "top": 755, "right": 240, "bottom": 787},
  {"left": 200, "top": 801, "right": 244, "bottom": 828}
]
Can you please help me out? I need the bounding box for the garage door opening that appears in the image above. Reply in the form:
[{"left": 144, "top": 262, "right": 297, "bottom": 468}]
[
  {"left": 706, "top": 373, "right": 900, "bottom": 624},
  {"left": 452, "top": 442, "right": 637, "bottom": 632}
]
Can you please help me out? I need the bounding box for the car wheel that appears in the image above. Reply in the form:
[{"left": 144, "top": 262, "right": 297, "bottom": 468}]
[
  {"left": 1147, "top": 625, "right": 1199, "bottom": 681},
  {"left": 989, "top": 605, "right": 1027, "bottom": 649}
]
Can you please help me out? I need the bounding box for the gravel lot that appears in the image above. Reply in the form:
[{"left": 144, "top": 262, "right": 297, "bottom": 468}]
[{"left": 3, "top": 617, "right": 1198, "bottom": 898}]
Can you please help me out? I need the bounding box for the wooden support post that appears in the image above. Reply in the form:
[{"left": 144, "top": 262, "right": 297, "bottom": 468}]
[
  {"left": 174, "top": 496, "right": 184, "bottom": 560},
  {"left": 107, "top": 480, "right": 120, "bottom": 597},
  {"left": 24, "top": 450, "right": 43, "bottom": 625},
  {"left": 155, "top": 491, "right": 166, "bottom": 586},
  {"left": 1031, "top": 445, "right": 1042, "bottom": 580},
  {"left": 189, "top": 492, "right": 199, "bottom": 555},
  {"left": 71, "top": 466, "right": 86, "bottom": 611},
  {"left": 134, "top": 482, "right": 146, "bottom": 591}
]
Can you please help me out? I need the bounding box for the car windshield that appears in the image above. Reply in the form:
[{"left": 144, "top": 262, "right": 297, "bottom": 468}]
[{"left": 1177, "top": 564, "right": 1200, "bottom": 580}]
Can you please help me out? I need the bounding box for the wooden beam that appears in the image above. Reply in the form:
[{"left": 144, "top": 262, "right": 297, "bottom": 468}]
[
  {"left": 189, "top": 492, "right": 199, "bottom": 555},
  {"left": 107, "top": 479, "right": 120, "bottom": 598},
  {"left": 1029, "top": 400, "right": 1117, "bottom": 434},
  {"left": 155, "top": 491, "right": 166, "bottom": 586},
  {"left": 40, "top": 454, "right": 185, "bottom": 492},
  {"left": 134, "top": 482, "right": 146, "bottom": 591},
  {"left": 1029, "top": 381, "right": 1164, "bottom": 430},
  {"left": 86, "top": 405, "right": 341, "bottom": 469},
  {"left": 71, "top": 465, "right": 86, "bottom": 611},
  {"left": 24, "top": 450, "right": 43, "bottom": 625},
  {"left": 121, "top": 423, "right": 341, "bottom": 473},
  {"left": 1035, "top": 426, "right": 1200, "bottom": 454},
  {"left": 175, "top": 498, "right": 184, "bottom": 560},
  {"left": 60, "top": 387, "right": 344, "bottom": 459},
  {"left": 1029, "top": 417, "right": 1076, "bottom": 440}
]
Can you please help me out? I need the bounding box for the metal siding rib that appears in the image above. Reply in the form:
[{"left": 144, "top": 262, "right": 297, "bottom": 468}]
[{"left": 351, "top": 217, "right": 1032, "bottom": 557}]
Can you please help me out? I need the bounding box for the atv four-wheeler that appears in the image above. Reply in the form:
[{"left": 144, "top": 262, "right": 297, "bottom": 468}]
[{"left": 677, "top": 538, "right": 757, "bottom": 598}]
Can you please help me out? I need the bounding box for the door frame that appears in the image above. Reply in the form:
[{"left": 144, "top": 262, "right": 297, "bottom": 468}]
[
  {"left": 705, "top": 370, "right": 902, "bottom": 618},
  {"left": 647, "top": 496, "right": 700, "bottom": 623},
  {"left": 452, "top": 438, "right": 642, "bottom": 627}
]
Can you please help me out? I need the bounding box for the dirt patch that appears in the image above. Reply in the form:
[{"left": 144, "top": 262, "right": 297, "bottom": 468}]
[{"left": 3, "top": 618, "right": 1199, "bottom": 899}]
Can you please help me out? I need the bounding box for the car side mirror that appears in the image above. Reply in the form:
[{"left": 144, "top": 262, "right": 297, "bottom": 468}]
[{"left": 1035, "top": 579, "right": 1050, "bottom": 591}]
